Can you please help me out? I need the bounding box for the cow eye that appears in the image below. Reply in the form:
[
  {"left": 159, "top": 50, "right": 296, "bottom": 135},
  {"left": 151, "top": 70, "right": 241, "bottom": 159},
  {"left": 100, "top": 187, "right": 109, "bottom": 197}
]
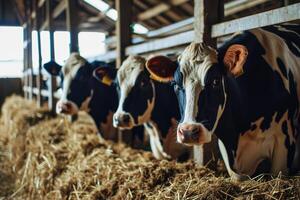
[
  {"left": 140, "top": 80, "right": 147, "bottom": 87},
  {"left": 212, "top": 78, "right": 221, "bottom": 88},
  {"left": 174, "top": 84, "right": 180, "bottom": 91}
]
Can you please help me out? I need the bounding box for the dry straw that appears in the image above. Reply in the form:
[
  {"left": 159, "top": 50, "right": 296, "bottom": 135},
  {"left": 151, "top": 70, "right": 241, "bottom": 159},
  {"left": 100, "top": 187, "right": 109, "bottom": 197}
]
[{"left": 0, "top": 96, "right": 299, "bottom": 199}]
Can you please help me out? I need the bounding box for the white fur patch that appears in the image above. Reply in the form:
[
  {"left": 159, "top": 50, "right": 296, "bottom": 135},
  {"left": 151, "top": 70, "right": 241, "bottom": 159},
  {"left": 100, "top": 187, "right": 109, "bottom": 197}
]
[
  {"left": 250, "top": 28, "right": 300, "bottom": 96},
  {"left": 211, "top": 78, "right": 227, "bottom": 133},
  {"left": 116, "top": 56, "right": 145, "bottom": 116},
  {"left": 178, "top": 43, "right": 218, "bottom": 124},
  {"left": 182, "top": 80, "right": 201, "bottom": 123},
  {"left": 115, "top": 55, "right": 156, "bottom": 125},
  {"left": 234, "top": 111, "right": 295, "bottom": 176},
  {"left": 137, "top": 81, "right": 155, "bottom": 124},
  {"left": 56, "top": 100, "right": 79, "bottom": 115},
  {"left": 144, "top": 121, "right": 171, "bottom": 160},
  {"left": 58, "top": 53, "right": 88, "bottom": 113},
  {"left": 218, "top": 139, "right": 249, "bottom": 181}
]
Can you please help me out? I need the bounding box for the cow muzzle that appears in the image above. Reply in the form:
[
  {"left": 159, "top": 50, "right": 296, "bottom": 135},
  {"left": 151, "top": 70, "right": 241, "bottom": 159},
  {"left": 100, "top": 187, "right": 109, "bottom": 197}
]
[
  {"left": 177, "top": 123, "right": 211, "bottom": 145},
  {"left": 56, "top": 100, "right": 79, "bottom": 115},
  {"left": 113, "top": 112, "right": 134, "bottom": 129}
]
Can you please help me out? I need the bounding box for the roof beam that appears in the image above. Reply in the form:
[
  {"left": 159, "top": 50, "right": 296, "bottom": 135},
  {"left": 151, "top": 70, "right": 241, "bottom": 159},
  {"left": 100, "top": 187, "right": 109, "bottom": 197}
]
[
  {"left": 53, "top": 0, "right": 67, "bottom": 18},
  {"left": 126, "top": 30, "right": 194, "bottom": 55},
  {"left": 125, "top": 2, "right": 300, "bottom": 56},
  {"left": 147, "top": 17, "right": 193, "bottom": 37},
  {"left": 137, "top": 0, "right": 271, "bottom": 25},
  {"left": 138, "top": 0, "right": 189, "bottom": 21},
  {"left": 30, "top": 0, "right": 67, "bottom": 22},
  {"left": 224, "top": 0, "right": 271, "bottom": 16},
  {"left": 212, "top": 2, "right": 300, "bottom": 38},
  {"left": 38, "top": 0, "right": 46, "bottom": 8},
  {"left": 146, "top": 0, "right": 273, "bottom": 38}
]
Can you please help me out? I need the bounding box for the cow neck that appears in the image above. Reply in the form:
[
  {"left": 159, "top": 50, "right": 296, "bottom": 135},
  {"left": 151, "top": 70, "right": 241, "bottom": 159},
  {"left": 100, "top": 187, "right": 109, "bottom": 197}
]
[
  {"left": 88, "top": 82, "right": 118, "bottom": 128},
  {"left": 150, "top": 80, "right": 180, "bottom": 138}
]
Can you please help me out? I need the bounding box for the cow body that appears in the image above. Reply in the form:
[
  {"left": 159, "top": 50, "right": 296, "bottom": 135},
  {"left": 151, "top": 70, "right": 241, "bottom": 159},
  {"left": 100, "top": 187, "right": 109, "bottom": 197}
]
[
  {"left": 44, "top": 53, "right": 118, "bottom": 140},
  {"left": 147, "top": 24, "right": 300, "bottom": 179},
  {"left": 217, "top": 25, "right": 300, "bottom": 177},
  {"left": 113, "top": 56, "right": 190, "bottom": 160}
]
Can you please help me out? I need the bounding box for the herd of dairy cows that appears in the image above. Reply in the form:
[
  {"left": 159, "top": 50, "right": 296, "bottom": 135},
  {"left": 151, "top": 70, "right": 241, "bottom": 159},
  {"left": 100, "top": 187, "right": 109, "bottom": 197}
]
[{"left": 43, "top": 24, "right": 300, "bottom": 180}]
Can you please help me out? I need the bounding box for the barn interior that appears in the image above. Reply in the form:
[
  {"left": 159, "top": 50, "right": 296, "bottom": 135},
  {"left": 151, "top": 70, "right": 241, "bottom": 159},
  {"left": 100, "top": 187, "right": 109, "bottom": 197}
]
[{"left": 0, "top": 0, "right": 300, "bottom": 199}]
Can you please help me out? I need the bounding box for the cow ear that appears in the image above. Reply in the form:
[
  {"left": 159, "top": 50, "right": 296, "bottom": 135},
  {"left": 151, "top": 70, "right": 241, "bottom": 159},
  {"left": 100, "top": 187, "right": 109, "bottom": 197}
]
[
  {"left": 93, "top": 67, "right": 116, "bottom": 86},
  {"left": 146, "top": 56, "right": 178, "bottom": 83},
  {"left": 223, "top": 44, "right": 248, "bottom": 77},
  {"left": 43, "top": 61, "right": 62, "bottom": 76}
]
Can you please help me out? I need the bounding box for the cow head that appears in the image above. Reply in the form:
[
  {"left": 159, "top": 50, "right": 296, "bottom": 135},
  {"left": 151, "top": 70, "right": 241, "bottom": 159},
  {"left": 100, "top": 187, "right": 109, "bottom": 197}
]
[
  {"left": 147, "top": 42, "right": 248, "bottom": 146},
  {"left": 44, "top": 53, "right": 93, "bottom": 115},
  {"left": 113, "top": 55, "right": 155, "bottom": 129}
]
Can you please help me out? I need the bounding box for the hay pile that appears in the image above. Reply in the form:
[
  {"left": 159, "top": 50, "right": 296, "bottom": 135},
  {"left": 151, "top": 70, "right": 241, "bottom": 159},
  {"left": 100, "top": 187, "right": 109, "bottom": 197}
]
[{"left": 0, "top": 96, "right": 299, "bottom": 199}]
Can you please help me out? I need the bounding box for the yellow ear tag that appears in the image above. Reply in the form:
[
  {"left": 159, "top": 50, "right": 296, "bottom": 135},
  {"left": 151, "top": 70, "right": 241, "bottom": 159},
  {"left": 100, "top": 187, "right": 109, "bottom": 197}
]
[{"left": 102, "top": 75, "right": 113, "bottom": 86}]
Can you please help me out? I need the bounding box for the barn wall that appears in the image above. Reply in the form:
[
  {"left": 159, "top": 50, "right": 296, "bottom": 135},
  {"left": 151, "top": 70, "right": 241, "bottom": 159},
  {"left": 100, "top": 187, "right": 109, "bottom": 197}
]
[
  {"left": 0, "top": 0, "right": 20, "bottom": 26},
  {"left": 0, "top": 78, "right": 23, "bottom": 109}
]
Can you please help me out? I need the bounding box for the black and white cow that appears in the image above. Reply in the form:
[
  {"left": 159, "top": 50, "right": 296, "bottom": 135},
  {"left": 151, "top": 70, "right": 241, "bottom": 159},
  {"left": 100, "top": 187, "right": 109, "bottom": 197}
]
[
  {"left": 146, "top": 24, "right": 300, "bottom": 180},
  {"left": 43, "top": 53, "right": 118, "bottom": 140},
  {"left": 113, "top": 55, "right": 190, "bottom": 160}
]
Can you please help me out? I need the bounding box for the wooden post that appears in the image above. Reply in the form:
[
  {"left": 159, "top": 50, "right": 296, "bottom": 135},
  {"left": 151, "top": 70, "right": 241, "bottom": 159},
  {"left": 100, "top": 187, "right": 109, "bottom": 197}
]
[
  {"left": 35, "top": 0, "right": 43, "bottom": 107},
  {"left": 46, "top": 0, "right": 56, "bottom": 112},
  {"left": 194, "top": 0, "right": 224, "bottom": 46},
  {"left": 66, "top": 0, "right": 79, "bottom": 52},
  {"left": 116, "top": 0, "right": 132, "bottom": 68},
  {"left": 193, "top": 0, "right": 224, "bottom": 166},
  {"left": 115, "top": 0, "right": 134, "bottom": 145}
]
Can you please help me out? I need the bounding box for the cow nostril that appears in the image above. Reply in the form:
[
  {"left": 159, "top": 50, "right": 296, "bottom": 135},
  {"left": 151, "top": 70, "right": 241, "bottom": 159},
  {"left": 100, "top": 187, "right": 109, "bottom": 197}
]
[
  {"left": 191, "top": 127, "right": 199, "bottom": 134},
  {"left": 180, "top": 126, "right": 200, "bottom": 142},
  {"left": 65, "top": 103, "right": 71, "bottom": 109},
  {"left": 191, "top": 132, "right": 199, "bottom": 140},
  {"left": 123, "top": 115, "right": 130, "bottom": 123}
]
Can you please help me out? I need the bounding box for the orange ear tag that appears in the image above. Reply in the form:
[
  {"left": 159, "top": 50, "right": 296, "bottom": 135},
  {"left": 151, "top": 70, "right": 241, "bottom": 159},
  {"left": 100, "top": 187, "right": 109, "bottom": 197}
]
[{"left": 102, "top": 75, "right": 113, "bottom": 86}]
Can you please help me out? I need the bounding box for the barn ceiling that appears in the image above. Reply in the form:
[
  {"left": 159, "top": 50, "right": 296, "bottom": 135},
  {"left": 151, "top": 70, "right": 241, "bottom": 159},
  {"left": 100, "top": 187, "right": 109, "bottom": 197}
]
[{"left": 8, "top": 0, "right": 300, "bottom": 34}]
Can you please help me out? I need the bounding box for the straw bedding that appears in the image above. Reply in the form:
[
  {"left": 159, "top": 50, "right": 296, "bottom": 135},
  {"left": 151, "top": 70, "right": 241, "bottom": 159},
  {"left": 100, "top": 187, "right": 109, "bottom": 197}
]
[{"left": 0, "top": 96, "right": 299, "bottom": 200}]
